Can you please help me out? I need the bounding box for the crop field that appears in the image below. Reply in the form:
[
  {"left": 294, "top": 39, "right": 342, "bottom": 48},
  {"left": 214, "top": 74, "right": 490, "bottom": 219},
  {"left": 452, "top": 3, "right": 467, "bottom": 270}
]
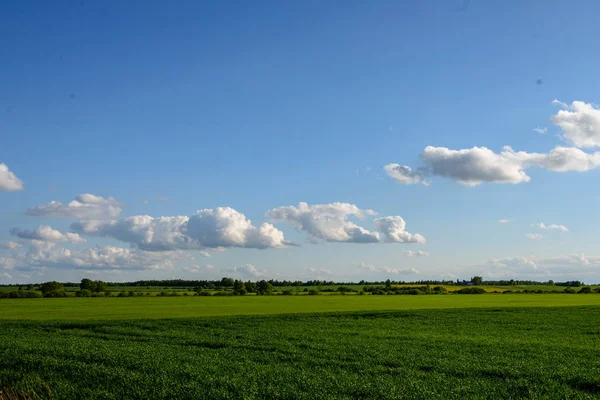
[
  {"left": 1, "top": 302, "right": 600, "bottom": 399},
  {"left": 2, "top": 294, "right": 600, "bottom": 321}
]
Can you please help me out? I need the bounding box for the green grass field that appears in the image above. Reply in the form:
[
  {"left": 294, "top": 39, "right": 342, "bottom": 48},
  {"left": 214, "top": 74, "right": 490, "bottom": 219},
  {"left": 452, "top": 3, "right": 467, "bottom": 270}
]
[
  {"left": 2, "top": 296, "right": 600, "bottom": 399},
  {"left": 2, "top": 294, "right": 600, "bottom": 320}
]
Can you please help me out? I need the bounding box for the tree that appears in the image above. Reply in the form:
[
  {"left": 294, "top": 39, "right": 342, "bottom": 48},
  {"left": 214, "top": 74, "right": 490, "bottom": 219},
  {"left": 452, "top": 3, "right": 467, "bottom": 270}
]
[
  {"left": 256, "top": 280, "right": 273, "bottom": 295},
  {"left": 233, "top": 280, "right": 247, "bottom": 295},
  {"left": 245, "top": 281, "right": 257, "bottom": 293},
  {"left": 385, "top": 279, "right": 392, "bottom": 289},
  {"left": 94, "top": 281, "right": 105, "bottom": 293},
  {"left": 220, "top": 277, "right": 234, "bottom": 287},
  {"left": 471, "top": 276, "right": 483, "bottom": 286},
  {"left": 40, "top": 281, "right": 64, "bottom": 295},
  {"left": 80, "top": 278, "right": 95, "bottom": 291}
]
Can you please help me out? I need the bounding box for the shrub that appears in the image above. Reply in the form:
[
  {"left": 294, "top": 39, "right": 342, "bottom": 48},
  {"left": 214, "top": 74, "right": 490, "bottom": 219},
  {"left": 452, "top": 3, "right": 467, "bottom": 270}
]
[
  {"left": 6, "top": 290, "right": 43, "bottom": 299},
  {"left": 308, "top": 289, "right": 319, "bottom": 296},
  {"left": 213, "top": 291, "right": 233, "bottom": 296},
  {"left": 455, "top": 287, "right": 486, "bottom": 294},
  {"left": 44, "top": 290, "right": 68, "bottom": 298},
  {"left": 578, "top": 287, "right": 592, "bottom": 294},
  {"left": 281, "top": 290, "right": 293, "bottom": 296},
  {"left": 563, "top": 288, "right": 577, "bottom": 294},
  {"left": 75, "top": 289, "right": 93, "bottom": 297},
  {"left": 39, "top": 281, "right": 64, "bottom": 295},
  {"left": 195, "top": 291, "right": 212, "bottom": 296}
]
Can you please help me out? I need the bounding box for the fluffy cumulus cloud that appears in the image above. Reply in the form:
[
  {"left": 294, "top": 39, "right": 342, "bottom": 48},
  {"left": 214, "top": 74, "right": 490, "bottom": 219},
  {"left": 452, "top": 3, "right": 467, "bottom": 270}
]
[
  {"left": 267, "top": 202, "right": 380, "bottom": 243},
  {"left": 0, "top": 240, "right": 177, "bottom": 272},
  {"left": 0, "top": 163, "right": 24, "bottom": 192},
  {"left": 267, "top": 202, "right": 424, "bottom": 244},
  {"left": 373, "top": 216, "right": 426, "bottom": 244},
  {"left": 551, "top": 100, "right": 600, "bottom": 148},
  {"left": 384, "top": 100, "right": 600, "bottom": 187},
  {"left": 72, "top": 207, "right": 290, "bottom": 251},
  {"left": 26, "top": 194, "right": 123, "bottom": 219},
  {"left": 536, "top": 222, "right": 569, "bottom": 232},
  {"left": 10, "top": 225, "right": 87, "bottom": 243},
  {"left": 386, "top": 145, "right": 600, "bottom": 186}
]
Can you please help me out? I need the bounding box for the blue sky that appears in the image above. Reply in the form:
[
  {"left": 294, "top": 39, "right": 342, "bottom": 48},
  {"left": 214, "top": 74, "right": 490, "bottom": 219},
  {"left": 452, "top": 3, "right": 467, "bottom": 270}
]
[{"left": 2, "top": 0, "right": 600, "bottom": 283}]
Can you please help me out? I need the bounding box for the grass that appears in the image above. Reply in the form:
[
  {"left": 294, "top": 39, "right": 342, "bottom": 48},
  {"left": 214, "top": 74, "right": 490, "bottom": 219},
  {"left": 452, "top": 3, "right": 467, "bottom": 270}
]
[
  {"left": 1, "top": 306, "right": 600, "bottom": 399},
  {"left": 2, "top": 294, "right": 600, "bottom": 321}
]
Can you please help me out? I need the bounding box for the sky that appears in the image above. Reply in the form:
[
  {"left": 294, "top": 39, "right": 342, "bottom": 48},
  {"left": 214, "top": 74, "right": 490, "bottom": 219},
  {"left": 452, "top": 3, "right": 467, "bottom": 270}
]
[{"left": 2, "top": 0, "right": 600, "bottom": 284}]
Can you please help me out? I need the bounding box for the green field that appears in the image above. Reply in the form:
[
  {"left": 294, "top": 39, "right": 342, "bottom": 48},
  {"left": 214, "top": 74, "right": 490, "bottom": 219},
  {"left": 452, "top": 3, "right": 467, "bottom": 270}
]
[
  {"left": 2, "top": 296, "right": 600, "bottom": 399},
  {"left": 2, "top": 294, "right": 600, "bottom": 320}
]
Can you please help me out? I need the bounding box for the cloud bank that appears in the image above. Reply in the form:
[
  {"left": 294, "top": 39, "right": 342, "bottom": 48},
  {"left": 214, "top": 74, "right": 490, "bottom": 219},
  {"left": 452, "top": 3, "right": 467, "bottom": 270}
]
[{"left": 26, "top": 194, "right": 123, "bottom": 219}]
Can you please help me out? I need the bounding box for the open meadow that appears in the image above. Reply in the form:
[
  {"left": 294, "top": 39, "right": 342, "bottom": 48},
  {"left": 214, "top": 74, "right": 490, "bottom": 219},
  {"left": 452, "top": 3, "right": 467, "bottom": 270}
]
[{"left": 2, "top": 295, "right": 600, "bottom": 399}]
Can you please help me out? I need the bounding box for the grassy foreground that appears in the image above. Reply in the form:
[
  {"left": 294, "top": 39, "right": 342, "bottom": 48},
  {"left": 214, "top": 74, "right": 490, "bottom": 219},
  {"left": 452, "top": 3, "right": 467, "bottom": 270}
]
[
  {"left": 1, "top": 306, "right": 600, "bottom": 399},
  {"left": 2, "top": 294, "right": 600, "bottom": 320}
]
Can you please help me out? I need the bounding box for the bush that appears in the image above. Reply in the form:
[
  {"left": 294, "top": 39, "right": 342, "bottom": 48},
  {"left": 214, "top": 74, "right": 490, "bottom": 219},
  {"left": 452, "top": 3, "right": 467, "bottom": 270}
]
[
  {"left": 6, "top": 290, "right": 43, "bottom": 299},
  {"left": 308, "top": 289, "right": 319, "bottom": 296},
  {"left": 578, "top": 287, "right": 592, "bottom": 294},
  {"left": 75, "top": 289, "right": 93, "bottom": 297},
  {"left": 455, "top": 287, "right": 486, "bottom": 294},
  {"left": 563, "top": 288, "right": 577, "bottom": 294},
  {"left": 433, "top": 286, "right": 447, "bottom": 294},
  {"left": 281, "top": 290, "right": 293, "bottom": 296},
  {"left": 213, "top": 291, "right": 234, "bottom": 296},
  {"left": 44, "top": 290, "right": 68, "bottom": 298},
  {"left": 195, "top": 291, "right": 212, "bottom": 296}
]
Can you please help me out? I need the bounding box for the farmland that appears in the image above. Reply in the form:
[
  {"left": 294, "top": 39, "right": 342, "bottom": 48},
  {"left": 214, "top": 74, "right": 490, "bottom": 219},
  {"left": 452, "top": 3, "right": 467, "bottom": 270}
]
[
  {"left": 1, "top": 302, "right": 600, "bottom": 399},
  {"left": 1, "top": 296, "right": 600, "bottom": 399},
  {"left": 1, "top": 293, "right": 600, "bottom": 320}
]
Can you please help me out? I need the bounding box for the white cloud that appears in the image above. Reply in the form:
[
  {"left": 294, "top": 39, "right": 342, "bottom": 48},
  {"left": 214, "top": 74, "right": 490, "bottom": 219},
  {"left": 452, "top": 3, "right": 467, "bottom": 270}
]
[
  {"left": 533, "top": 127, "right": 548, "bottom": 135},
  {"left": 26, "top": 194, "right": 123, "bottom": 219},
  {"left": 10, "top": 225, "right": 87, "bottom": 243},
  {"left": 383, "top": 164, "right": 429, "bottom": 185},
  {"left": 198, "top": 251, "right": 211, "bottom": 257},
  {"left": 404, "top": 250, "right": 429, "bottom": 257},
  {"left": 359, "top": 262, "right": 378, "bottom": 272},
  {"left": 551, "top": 100, "right": 600, "bottom": 148},
  {"left": 228, "top": 264, "right": 267, "bottom": 278},
  {"left": 535, "top": 222, "right": 569, "bottom": 232},
  {"left": 304, "top": 267, "right": 333, "bottom": 277},
  {"left": 72, "top": 207, "right": 290, "bottom": 251},
  {"left": 267, "top": 202, "right": 380, "bottom": 243},
  {"left": 386, "top": 145, "right": 600, "bottom": 186},
  {"left": 485, "top": 253, "right": 600, "bottom": 276},
  {"left": 183, "top": 265, "right": 201, "bottom": 273},
  {"left": 0, "top": 163, "right": 24, "bottom": 192},
  {"left": 267, "top": 202, "right": 424, "bottom": 245},
  {"left": 497, "top": 219, "right": 511, "bottom": 224},
  {"left": 382, "top": 266, "right": 418, "bottom": 275},
  {"left": 205, "top": 264, "right": 216, "bottom": 271},
  {"left": 0, "top": 240, "right": 177, "bottom": 271},
  {"left": 0, "top": 241, "right": 22, "bottom": 249},
  {"left": 526, "top": 233, "right": 543, "bottom": 240},
  {"left": 373, "top": 216, "right": 426, "bottom": 244}
]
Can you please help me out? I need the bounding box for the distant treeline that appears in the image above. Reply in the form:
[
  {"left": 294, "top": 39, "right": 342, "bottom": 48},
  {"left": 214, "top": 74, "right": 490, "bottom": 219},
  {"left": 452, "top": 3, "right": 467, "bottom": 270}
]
[{"left": 0, "top": 277, "right": 589, "bottom": 288}]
